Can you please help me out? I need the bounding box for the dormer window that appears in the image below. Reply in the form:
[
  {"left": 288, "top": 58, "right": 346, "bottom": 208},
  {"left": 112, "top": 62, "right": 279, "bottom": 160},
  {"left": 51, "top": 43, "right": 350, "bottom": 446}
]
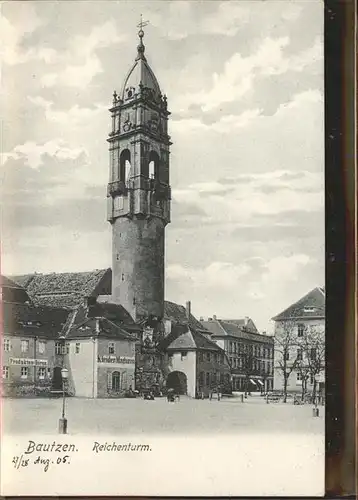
[{"left": 303, "top": 306, "right": 316, "bottom": 313}]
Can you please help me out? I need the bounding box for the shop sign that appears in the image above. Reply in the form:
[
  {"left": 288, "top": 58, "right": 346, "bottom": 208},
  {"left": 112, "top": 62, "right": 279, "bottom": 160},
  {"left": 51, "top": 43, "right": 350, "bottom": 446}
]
[
  {"left": 9, "top": 358, "right": 48, "bottom": 366},
  {"left": 97, "top": 355, "right": 135, "bottom": 364}
]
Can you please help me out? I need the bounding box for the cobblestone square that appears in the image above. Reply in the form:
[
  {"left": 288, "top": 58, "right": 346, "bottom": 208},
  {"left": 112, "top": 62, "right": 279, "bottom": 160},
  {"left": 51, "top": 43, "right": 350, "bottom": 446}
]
[{"left": 4, "top": 394, "right": 325, "bottom": 436}]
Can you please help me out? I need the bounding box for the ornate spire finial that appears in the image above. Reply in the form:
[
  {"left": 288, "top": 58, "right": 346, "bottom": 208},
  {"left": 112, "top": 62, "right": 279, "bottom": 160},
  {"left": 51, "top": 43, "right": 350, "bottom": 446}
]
[{"left": 136, "top": 14, "right": 149, "bottom": 60}]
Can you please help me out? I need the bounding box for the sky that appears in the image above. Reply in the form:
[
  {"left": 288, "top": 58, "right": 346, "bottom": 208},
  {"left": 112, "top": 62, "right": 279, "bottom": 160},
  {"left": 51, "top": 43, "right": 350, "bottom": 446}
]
[{"left": 0, "top": 1, "right": 324, "bottom": 333}]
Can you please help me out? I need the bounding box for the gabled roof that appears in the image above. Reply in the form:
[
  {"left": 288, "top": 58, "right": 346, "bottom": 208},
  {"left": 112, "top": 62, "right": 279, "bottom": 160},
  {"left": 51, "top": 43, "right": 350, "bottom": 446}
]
[
  {"left": 272, "top": 287, "right": 325, "bottom": 321},
  {"left": 2, "top": 302, "right": 69, "bottom": 339},
  {"left": 10, "top": 271, "right": 205, "bottom": 330},
  {"left": 1, "top": 275, "right": 31, "bottom": 304},
  {"left": 66, "top": 317, "right": 136, "bottom": 341},
  {"left": 10, "top": 269, "right": 111, "bottom": 309},
  {"left": 202, "top": 319, "right": 274, "bottom": 344},
  {"left": 164, "top": 300, "right": 205, "bottom": 330},
  {"left": 222, "top": 318, "right": 258, "bottom": 334},
  {"left": 161, "top": 324, "right": 224, "bottom": 352}
]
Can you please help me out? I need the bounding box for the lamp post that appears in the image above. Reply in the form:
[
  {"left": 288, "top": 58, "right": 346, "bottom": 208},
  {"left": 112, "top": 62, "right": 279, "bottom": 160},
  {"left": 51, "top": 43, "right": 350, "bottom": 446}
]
[{"left": 59, "top": 367, "right": 69, "bottom": 434}]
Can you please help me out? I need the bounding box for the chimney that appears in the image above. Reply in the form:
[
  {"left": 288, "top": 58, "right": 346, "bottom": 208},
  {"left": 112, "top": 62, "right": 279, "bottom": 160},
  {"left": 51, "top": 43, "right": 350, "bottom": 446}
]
[
  {"left": 185, "top": 301, "right": 191, "bottom": 321},
  {"left": 213, "top": 314, "right": 217, "bottom": 320},
  {"left": 244, "top": 316, "right": 249, "bottom": 326},
  {"left": 199, "top": 316, "right": 204, "bottom": 322},
  {"left": 95, "top": 318, "right": 100, "bottom": 334}
]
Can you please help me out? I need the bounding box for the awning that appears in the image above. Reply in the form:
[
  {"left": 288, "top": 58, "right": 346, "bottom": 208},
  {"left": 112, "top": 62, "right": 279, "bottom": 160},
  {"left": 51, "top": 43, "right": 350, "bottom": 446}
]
[
  {"left": 257, "top": 380, "right": 264, "bottom": 386},
  {"left": 250, "top": 379, "right": 257, "bottom": 385}
]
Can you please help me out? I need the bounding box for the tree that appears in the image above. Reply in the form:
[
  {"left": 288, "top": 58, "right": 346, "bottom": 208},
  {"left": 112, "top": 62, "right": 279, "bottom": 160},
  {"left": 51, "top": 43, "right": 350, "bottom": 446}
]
[
  {"left": 295, "top": 360, "right": 310, "bottom": 399},
  {"left": 240, "top": 345, "right": 260, "bottom": 397},
  {"left": 274, "top": 320, "right": 300, "bottom": 402},
  {"left": 300, "top": 325, "right": 325, "bottom": 404}
]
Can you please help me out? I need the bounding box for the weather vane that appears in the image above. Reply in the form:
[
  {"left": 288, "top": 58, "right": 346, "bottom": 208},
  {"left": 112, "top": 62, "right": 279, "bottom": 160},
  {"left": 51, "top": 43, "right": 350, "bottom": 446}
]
[{"left": 137, "top": 14, "right": 149, "bottom": 34}]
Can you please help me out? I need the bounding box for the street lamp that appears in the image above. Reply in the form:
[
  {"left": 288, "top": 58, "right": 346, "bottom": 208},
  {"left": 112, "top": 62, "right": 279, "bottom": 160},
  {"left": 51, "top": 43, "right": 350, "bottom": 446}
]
[{"left": 59, "top": 367, "right": 69, "bottom": 434}]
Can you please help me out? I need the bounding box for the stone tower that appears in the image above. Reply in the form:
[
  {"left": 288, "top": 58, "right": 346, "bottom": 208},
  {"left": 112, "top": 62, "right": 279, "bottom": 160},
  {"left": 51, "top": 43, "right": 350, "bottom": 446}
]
[{"left": 107, "top": 27, "right": 171, "bottom": 322}]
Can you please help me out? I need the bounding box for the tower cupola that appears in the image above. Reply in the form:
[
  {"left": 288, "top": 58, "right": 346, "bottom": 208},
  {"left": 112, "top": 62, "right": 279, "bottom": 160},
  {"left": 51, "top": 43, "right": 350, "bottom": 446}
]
[{"left": 121, "top": 28, "right": 161, "bottom": 102}]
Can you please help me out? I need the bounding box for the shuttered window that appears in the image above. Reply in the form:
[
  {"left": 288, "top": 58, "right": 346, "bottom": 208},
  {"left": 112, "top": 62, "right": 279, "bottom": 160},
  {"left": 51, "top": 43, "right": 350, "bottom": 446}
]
[{"left": 107, "top": 372, "right": 112, "bottom": 391}]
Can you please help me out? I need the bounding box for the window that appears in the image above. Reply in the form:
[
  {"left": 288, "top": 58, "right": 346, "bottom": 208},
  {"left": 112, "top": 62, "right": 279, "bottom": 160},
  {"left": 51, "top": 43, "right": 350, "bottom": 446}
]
[
  {"left": 21, "top": 340, "right": 29, "bottom": 353},
  {"left": 112, "top": 371, "right": 121, "bottom": 392},
  {"left": 47, "top": 368, "right": 52, "bottom": 378},
  {"left": 199, "top": 372, "right": 204, "bottom": 386},
  {"left": 310, "top": 348, "right": 317, "bottom": 360},
  {"left": 297, "top": 348, "right": 303, "bottom": 361},
  {"left": 38, "top": 341, "right": 46, "bottom": 354},
  {"left": 206, "top": 372, "right": 210, "bottom": 386},
  {"left": 298, "top": 324, "right": 305, "bottom": 337},
  {"left": 38, "top": 367, "right": 46, "bottom": 379},
  {"left": 206, "top": 352, "right": 211, "bottom": 362},
  {"left": 75, "top": 343, "right": 80, "bottom": 354},
  {"left": 296, "top": 372, "right": 302, "bottom": 381},
  {"left": 21, "top": 367, "right": 29, "bottom": 379},
  {"left": 4, "top": 339, "right": 11, "bottom": 352},
  {"left": 55, "top": 342, "right": 62, "bottom": 355},
  {"left": 181, "top": 351, "right": 187, "bottom": 360},
  {"left": 66, "top": 343, "right": 70, "bottom": 354},
  {"left": 310, "top": 374, "right": 314, "bottom": 385},
  {"left": 303, "top": 306, "right": 316, "bottom": 313},
  {"left": 114, "top": 196, "right": 124, "bottom": 211},
  {"left": 108, "top": 342, "right": 115, "bottom": 355},
  {"left": 2, "top": 366, "right": 9, "bottom": 379}
]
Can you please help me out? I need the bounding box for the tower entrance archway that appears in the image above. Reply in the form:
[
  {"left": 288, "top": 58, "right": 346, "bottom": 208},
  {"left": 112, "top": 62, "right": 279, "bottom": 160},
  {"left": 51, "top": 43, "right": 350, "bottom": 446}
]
[{"left": 166, "top": 371, "right": 187, "bottom": 395}]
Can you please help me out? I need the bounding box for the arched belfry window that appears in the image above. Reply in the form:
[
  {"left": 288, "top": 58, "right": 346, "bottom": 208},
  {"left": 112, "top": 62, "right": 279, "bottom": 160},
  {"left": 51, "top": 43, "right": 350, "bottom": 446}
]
[
  {"left": 119, "top": 149, "right": 131, "bottom": 184},
  {"left": 148, "top": 151, "right": 160, "bottom": 181}
]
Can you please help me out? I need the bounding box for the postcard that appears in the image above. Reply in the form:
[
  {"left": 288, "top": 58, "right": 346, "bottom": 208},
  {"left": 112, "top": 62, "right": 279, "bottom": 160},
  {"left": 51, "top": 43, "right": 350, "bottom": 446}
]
[{"left": 1, "top": 0, "right": 325, "bottom": 496}]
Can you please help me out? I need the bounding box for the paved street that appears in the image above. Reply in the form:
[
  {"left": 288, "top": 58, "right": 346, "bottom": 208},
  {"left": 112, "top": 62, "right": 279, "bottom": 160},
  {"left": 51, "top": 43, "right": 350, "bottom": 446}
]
[{"left": 3, "top": 394, "right": 324, "bottom": 435}]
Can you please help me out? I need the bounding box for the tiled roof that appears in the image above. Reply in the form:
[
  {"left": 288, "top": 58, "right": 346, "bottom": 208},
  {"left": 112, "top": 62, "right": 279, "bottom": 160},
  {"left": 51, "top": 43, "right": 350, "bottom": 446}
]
[
  {"left": 10, "top": 269, "right": 111, "bottom": 309},
  {"left": 161, "top": 324, "right": 224, "bottom": 352},
  {"left": 66, "top": 317, "right": 136, "bottom": 341},
  {"left": 222, "top": 318, "right": 258, "bottom": 334},
  {"left": 202, "top": 319, "right": 274, "bottom": 344},
  {"left": 11, "top": 271, "right": 205, "bottom": 330},
  {"left": 2, "top": 302, "right": 69, "bottom": 339},
  {"left": 1, "top": 275, "right": 31, "bottom": 304},
  {"left": 272, "top": 287, "right": 325, "bottom": 321},
  {"left": 164, "top": 300, "right": 205, "bottom": 330}
]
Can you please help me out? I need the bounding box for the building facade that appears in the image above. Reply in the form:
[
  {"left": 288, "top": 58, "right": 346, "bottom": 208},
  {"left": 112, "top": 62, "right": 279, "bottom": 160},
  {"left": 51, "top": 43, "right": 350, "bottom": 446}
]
[
  {"left": 1, "top": 276, "right": 69, "bottom": 397},
  {"left": 161, "top": 324, "right": 231, "bottom": 398},
  {"left": 272, "top": 287, "right": 325, "bottom": 396},
  {"left": 202, "top": 317, "right": 274, "bottom": 393},
  {"left": 64, "top": 317, "right": 136, "bottom": 398}
]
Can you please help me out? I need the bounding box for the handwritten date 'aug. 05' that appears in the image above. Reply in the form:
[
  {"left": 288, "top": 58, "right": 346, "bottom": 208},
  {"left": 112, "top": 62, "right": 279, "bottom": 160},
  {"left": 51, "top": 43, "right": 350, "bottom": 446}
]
[{"left": 12, "top": 440, "right": 78, "bottom": 472}]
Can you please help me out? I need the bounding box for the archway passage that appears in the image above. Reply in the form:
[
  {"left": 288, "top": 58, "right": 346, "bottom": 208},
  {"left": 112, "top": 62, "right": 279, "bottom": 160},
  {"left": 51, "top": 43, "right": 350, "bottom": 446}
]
[{"left": 166, "top": 371, "right": 187, "bottom": 395}]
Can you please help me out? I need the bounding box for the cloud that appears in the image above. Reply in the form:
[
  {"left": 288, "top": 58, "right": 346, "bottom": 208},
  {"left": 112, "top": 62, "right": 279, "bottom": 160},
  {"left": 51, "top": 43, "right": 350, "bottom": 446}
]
[
  {"left": 28, "top": 96, "right": 107, "bottom": 126},
  {"left": 172, "top": 108, "right": 262, "bottom": 133},
  {"left": 0, "top": 5, "right": 52, "bottom": 65},
  {"left": 151, "top": 1, "right": 302, "bottom": 40},
  {"left": 172, "top": 169, "right": 324, "bottom": 228},
  {"left": 167, "top": 261, "right": 251, "bottom": 289},
  {"left": 247, "top": 253, "right": 313, "bottom": 301},
  {"left": 40, "top": 21, "right": 125, "bottom": 88},
  {"left": 172, "top": 36, "right": 322, "bottom": 113},
  {"left": 3, "top": 139, "right": 88, "bottom": 169}
]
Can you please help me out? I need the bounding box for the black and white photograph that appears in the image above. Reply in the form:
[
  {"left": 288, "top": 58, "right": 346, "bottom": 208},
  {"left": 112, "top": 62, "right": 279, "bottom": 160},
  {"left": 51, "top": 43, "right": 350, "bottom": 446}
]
[{"left": 1, "top": 0, "right": 326, "bottom": 496}]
